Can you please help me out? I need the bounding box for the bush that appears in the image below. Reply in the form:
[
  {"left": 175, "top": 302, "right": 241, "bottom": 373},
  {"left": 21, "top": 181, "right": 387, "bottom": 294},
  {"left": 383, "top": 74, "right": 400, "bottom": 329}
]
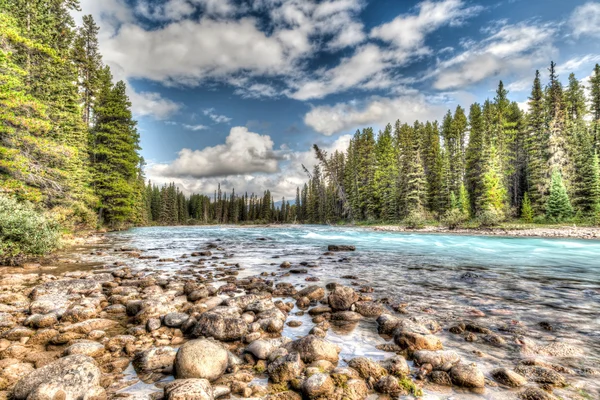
[
  {"left": 477, "top": 208, "right": 504, "bottom": 227},
  {"left": 443, "top": 208, "right": 468, "bottom": 230},
  {"left": 404, "top": 210, "right": 426, "bottom": 229},
  {"left": 0, "top": 194, "right": 61, "bottom": 265}
]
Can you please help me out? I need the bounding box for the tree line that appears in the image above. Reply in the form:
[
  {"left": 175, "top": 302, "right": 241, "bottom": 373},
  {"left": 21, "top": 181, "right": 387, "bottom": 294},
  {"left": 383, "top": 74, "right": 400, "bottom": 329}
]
[
  {"left": 142, "top": 183, "right": 297, "bottom": 225},
  {"left": 1, "top": 0, "right": 145, "bottom": 231},
  {"left": 300, "top": 63, "right": 600, "bottom": 227}
]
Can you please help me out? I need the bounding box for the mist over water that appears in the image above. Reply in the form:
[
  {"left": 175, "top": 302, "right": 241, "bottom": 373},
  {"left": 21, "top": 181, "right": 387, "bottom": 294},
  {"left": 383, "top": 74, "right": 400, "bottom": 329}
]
[{"left": 101, "top": 225, "right": 600, "bottom": 399}]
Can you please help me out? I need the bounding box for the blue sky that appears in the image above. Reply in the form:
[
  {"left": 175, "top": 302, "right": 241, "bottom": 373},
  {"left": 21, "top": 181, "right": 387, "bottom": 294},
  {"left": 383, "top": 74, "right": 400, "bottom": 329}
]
[{"left": 76, "top": 0, "right": 600, "bottom": 199}]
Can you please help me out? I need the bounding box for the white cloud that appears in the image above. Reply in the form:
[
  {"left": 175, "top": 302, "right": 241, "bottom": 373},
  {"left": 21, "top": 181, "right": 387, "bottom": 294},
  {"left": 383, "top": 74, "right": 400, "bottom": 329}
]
[
  {"left": 234, "top": 83, "right": 280, "bottom": 99},
  {"left": 134, "top": 0, "right": 237, "bottom": 21},
  {"left": 432, "top": 22, "right": 557, "bottom": 90},
  {"left": 304, "top": 95, "right": 448, "bottom": 136},
  {"left": 149, "top": 127, "right": 281, "bottom": 178},
  {"left": 183, "top": 124, "right": 209, "bottom": 131},
  {"left": 556, "top": 54, "right": 600, "bottom": 75},
  {"left": 203, "top": 108, "right": 232, "bottom": 124},
  {"left": 146, "top": 134, "right": 352, "bottom": 199},
  {"left": 75, "top": 0, "right": 181, "bottom": 120},
  {"left": 103, "top": 18, "right": 291, "bottom": 85},
  {"left": 371, "top": 0, "right": 482, "bottom": 51},
  {"left": 289, "top": 0, "right": 481, "bottom": 100},
  {"left": 290, "top": 44, "right": 391, "bottom": 100},
  {"left": 569, "top": 2, "right": 600, "bottom": 38}
]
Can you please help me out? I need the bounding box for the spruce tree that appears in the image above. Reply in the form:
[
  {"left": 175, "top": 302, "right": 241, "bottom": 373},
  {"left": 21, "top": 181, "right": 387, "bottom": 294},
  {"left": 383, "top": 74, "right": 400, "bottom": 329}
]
[
  {"left": 90, "top": 67, "right": 142, "bottom": 227},
  {"left": 589, "top": 64, "right": 600, "bottom": 149},
  {"left": 479, "top": 145, "right": 507, "bottom": 224},
  {"left": 73, "top": 14, "right": 102, "bottom": 126},
  {"left": 546, "top": 169, "right": 573, "bottom": 222},
  {"left": 465, "top": 103, "right": 485, "bottom": 214},
  {"left": 526, "top": 70, "right": 548, "bottom": 215},
  {"left": 374, "top": 123, "right": 397, "bottom": 221}
]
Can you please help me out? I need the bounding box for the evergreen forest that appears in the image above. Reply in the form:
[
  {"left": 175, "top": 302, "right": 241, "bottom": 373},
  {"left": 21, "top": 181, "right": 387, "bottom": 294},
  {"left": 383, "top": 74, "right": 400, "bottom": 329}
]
[{"left": 2, "top": 0, "right": 600, "bottom": 263}]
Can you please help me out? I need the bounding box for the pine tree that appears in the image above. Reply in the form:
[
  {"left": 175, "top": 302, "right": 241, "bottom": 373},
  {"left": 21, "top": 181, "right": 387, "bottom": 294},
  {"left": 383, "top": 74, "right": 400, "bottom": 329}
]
[
  {"left": 572, "top": 124, "right": 600, "bottom": 215},
  {"left": 546, "top": 169, "right": 573, "bottom": 222},
  {"left": 589, "top": 64, "right": 600, "bottom": 151},
  {"left": 526, "top": 70, "right": 548, "bottom": 215},
  {"left": 479, "top": 145, "right": 507, "bottom": 224},
  {"left": 90, "top": 67, "right": 142, "bottom": 227},
  {"left": 421, "top": 121, "right": 444, "bottom": 215},
  {"left": 465, "top": 103, "right": 485, "bottom": 214},
  {"left": 73, "top": 14, "right": 102, "bottom": 125},
  {"left": 374, "top": 123, "right": 398, "bottom": 221}
]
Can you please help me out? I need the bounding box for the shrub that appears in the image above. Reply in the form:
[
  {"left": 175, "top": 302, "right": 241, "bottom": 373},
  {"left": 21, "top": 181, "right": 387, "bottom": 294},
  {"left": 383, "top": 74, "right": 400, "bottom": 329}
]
[
  {"left": 404, "top": 210, "right": 426, "bottom": 229},
  {"left": 443, "top": 208, "right": 468, "bottom": 230},
  {"left": 477, "top": 207, "right": 504, "bottom": 227},
  {"left": 0, "top": 194, "right": 61, "bottom": 265}
]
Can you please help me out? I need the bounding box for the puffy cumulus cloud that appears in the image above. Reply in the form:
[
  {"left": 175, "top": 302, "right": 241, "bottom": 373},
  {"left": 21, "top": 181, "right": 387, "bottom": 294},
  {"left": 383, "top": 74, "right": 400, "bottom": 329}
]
[
  {"left": 569, "top": 2, "right": 600, "bottom": 38},
  {"left": 432, "top": 22, "right": 557, "bottom": 90},
  {"left": 146, "top": 134, "right": 352, "bottom": 199},
  {"left": 103, "top": 18, "right": 291, "bottom": 85},
  {"left": 304, "top": 95, "right": 448, "bottom": 136},
  {"left": 371, "top": 0, "right": 482, "bottom": 52},
  {"left": 149, "top": 127, "right": 281, "bottom": 179}
]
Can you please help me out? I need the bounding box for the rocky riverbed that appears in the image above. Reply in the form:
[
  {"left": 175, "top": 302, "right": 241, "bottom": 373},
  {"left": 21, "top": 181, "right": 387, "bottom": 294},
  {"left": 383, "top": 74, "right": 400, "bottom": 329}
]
[{"left": 0, "top": 226, "right": 598, "bottom": 400}]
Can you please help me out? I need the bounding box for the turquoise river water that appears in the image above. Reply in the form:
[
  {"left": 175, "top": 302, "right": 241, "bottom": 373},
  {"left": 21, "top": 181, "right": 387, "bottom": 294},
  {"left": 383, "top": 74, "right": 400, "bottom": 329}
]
[{"left": 87, "top": 225, "right": 600, "bottom": 400}]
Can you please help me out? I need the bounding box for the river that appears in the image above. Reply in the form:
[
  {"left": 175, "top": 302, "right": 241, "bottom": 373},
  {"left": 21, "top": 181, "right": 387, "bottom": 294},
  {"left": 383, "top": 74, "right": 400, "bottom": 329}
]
[{"left": 72, "top": 225, "right": 600, "bottom": 399}]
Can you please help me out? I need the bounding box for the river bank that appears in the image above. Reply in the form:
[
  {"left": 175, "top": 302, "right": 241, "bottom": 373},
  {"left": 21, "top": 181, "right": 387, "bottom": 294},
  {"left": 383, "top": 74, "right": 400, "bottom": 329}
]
[
  {"left": 0, "top": 226, "right": 598, "bottom": 400},
  {"left": 367, "top": 224, "right": 600, "bottom": 240}
]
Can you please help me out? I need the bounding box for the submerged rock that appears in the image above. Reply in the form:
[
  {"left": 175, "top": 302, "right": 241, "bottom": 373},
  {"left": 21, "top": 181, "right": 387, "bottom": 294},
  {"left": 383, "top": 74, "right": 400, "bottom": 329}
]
[
  {"left": 491, "top": 368, "right": 527, "bottom": 387},
  {"left": 347, "top": 357, "right": 387, "bottom": 382},
  {"left": 302, "top": 373, "right": 335, "bottom": 398},
  {"left": 246, "top": 338, "right": 291, "bottom": 360},
  {"left": 327, "top": 245, "right": 356, "bottom": 252},
  {"left": 284, "top": 335, "right": 341, "bottom": 364},
  {"left": 518, "top": 386, "right": 559, "bottom": 400},
  {"left": 413, "top": 350, "right": 460, "bottom": 371},
  {"left": 164, "top": 378, "right": 214, "bottom": 400},
  {"left": 328, "top": 286, "right": 359, "bottom": 311},
  {"left": 135, "top": 346, "right": 177, "bottom": 373},
  {"left": 267, "top": 352, "right": 305, "bottom": 383},
  {"left": 449, "top": 363, "right": 485, "bottom": 389}
]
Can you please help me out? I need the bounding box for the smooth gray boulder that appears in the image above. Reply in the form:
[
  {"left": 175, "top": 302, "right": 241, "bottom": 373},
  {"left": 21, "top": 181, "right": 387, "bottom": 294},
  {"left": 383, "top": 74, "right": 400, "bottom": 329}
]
[
  {"left": 175, "top": 339, "right": 228, "bottom": 381},
  {"left": 12, "top": 354, "right": 101, "bottom": 399}
]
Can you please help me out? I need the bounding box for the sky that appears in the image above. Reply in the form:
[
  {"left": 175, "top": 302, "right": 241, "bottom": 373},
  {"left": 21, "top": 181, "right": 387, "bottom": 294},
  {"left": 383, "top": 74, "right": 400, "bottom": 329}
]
[{"left": 75, "top": 0, "right": 600, "bottom": 200}]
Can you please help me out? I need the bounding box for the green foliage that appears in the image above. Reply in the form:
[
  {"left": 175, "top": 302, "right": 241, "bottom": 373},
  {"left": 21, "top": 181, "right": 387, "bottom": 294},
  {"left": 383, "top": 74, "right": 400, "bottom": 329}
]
[
  {"left": 521, "top": 192, "right": 533, "bottom": 223},
  {"left": 546, "top": 169, "right": 573, "bottom": 222},
  {"left": 477, "top": 208, "right": 504, "bottom": 227},
  {"left": 403, "top": 210, "right": 426, "bottom": 229},
  {"left": 480, "top": 145, "right": 507, "bottom": 220},
  {"left": 0, "top": 193, "right": 61, "bottom": 264}
]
